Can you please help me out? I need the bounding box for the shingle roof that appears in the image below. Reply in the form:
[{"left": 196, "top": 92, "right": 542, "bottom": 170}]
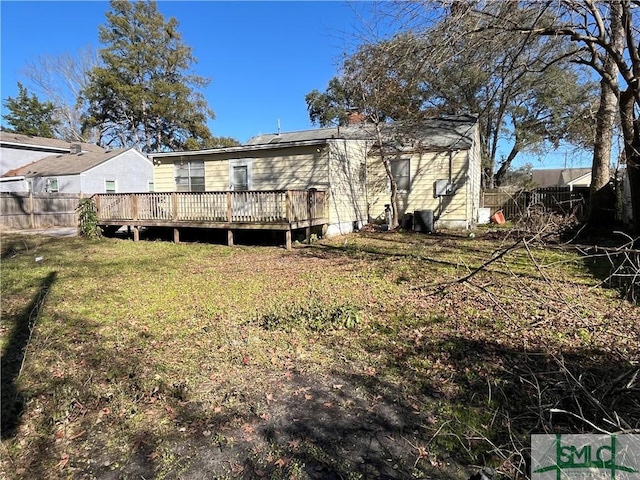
[
  {"left": 532, "top": 168, "right": 591, "bottom": 188},
  {"left": 0, "top": 131, "right": 104, "bottom": 153},
  {"left": 246, "top": 115, "right": 478, "bottom": 150},
  {"left": 5, "top": 148, "right": 132, "bottom": 177}
]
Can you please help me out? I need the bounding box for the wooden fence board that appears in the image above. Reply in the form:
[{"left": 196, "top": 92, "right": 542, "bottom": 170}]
[
  {"left": 481, "top": 187, "right": 589, "bottom": 220},
  {"left": 0, "top": 192, "right": 81, "bottom": 229}
]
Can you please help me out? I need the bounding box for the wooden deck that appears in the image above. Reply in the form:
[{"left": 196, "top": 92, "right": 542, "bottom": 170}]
[{"left": 92, "top": 190, "right": 328, "bottom": 249}]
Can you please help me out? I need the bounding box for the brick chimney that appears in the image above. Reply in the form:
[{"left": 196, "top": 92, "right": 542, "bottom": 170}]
[{"left": 346, "top": 111, "right": 366, "bottom": 125}]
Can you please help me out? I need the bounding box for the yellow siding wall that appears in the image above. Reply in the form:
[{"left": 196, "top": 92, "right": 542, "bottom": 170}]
[
  {"left": 327, "top": 139, "right": 369, "bottom": 233},
  {"left": 153, "top": 147, "right": 329, "bottom": 192},
  {"left": 153, "top": 162, "right": 175, "bottom": 192},
  {"left": 251, "top": 146, "right": 329, "bottom": 190},
  {"left": 367, "top": 149, "right": 472, "bottom": 226}
]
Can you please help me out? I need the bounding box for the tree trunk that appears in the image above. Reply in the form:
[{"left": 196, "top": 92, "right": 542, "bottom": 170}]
[
  {"left": 375, "top": 122, "right": 401, "bottom": 228},
  {"left": 619, "top": 89, "right": 640, "bottom": 234},
  {"left": 494, "top": 144, "right": 520, "bottom": 187},
  {"left": 589, "top": 77, "right": 616, "bottom": 226}
]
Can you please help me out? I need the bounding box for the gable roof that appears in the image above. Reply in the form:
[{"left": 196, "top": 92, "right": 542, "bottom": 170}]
[
  {"left": 0, "top": 131, "right": 104, "bottom": 153},
  {"left": 149, "top": 115, "right": 478, "bottom": 159},
  {"left": 246, "top": 115, "right": 478, "bottom": 150},
  {"left": 5, "top": 148, "right": 136, "bottom": 177},
  {"left": 532, "top": 168, "right": 591, "bottom": 188}
]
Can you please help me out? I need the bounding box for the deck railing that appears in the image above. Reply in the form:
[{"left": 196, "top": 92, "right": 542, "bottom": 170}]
[{"left": 92, "top": 190, "right": 327, "bottom": 225}]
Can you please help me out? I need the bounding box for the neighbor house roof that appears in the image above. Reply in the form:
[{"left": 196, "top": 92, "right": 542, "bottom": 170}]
[
  {"left": 0, "top": 131, "right": 104, "bottom": 153},
  {"left": 532, "top": 168, "right": 591, "bottom": 188},
  {"left": 5, "top": 148, "right": 133, "bottom": 177}
]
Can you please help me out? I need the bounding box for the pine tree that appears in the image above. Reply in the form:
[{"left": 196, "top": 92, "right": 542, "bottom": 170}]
[
  {"left": 81, "top": 0, "right": 214, "bottom": 153},
  {"left": 2, "top": 82, "right": 60, "bottom": 138}
]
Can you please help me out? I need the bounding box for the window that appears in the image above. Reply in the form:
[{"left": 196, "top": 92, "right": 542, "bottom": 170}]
[
  {"left": 229, "top": 159, "right": 252, "bottom": 191},
  {"left": 232, "top": 166, "right": 248, "bottom": 191},
  {"left": 148, "top": 181, "right": 155, "bottom": 192},
  {"left": 105, "top": 180, "right": 117, "bottom": 193},
  {"left": 174, "top": 160, "right": 205, "bottom": 192},
  {"left": 46, "top": 178, "right": 59, "bottom": 193},
  {"left": 390, "top": 159, "right": 410, "bottom": 192}
]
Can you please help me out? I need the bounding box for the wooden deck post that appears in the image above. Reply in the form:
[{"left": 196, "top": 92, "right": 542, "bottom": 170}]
[
  {"left": 227, "top": 229, "right": 234, "bottom": 247},
  {"left": 285, "top": 229, "right": 292, "bottom": 250},
  {"left": 132, "top": 194, "right": 138, "bottom": 221},
  {"left": 172, "top": 192, "right": 178, "bottom": 221},
  {"left": 133, "top": 226, "right": 139, "bottom": 242},
  {"left": 285, "top": 191, "right": 292, "bottom": 222},
  {"left": 94, "top": 195, "right": 101, "bottom": 221},
  {"left": 306, "top": 189, "right": 313, "bottom": 243},
  {"left": 226, "top": 191, "right": 233, "bottom": 222},
  {"left": 173, "top": 228, "right": 180, "bottom": 243},
  {"left": 28, "top": 191, "right": 35, "bottom": 229}
]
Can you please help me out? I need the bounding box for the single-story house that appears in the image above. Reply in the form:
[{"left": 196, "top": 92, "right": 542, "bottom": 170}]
[
  {"left": 148, "top": 115, "right": 481, "bottom": 236},
  {"left": 0, "top": 131, "right": 105, "bottom": 175},
  {"left": 532, "top": 168, "right": 591, "bottom": 189},
  {"left": 3, "top": 147, "right": 154, "bottom": 194}
]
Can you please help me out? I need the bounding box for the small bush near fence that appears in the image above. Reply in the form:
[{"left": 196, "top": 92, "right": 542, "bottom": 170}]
[{"left": 77, "top": 197, "right": 102, "bottom": 238}]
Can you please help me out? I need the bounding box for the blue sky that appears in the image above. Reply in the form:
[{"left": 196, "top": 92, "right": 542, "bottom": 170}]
[
  {"left": 0, "top": 1, "right": 590, "bottom": 168},
  {"left": 1, "top": 1, "right": 366, "bottom": 143}
]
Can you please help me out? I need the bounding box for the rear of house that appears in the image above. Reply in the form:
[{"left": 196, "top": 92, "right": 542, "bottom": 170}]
[
  {"left": 149, "top": 116, "right": 481, "bottom": 238},
  {"left": 365, "top": 117, "right": 481, "bottom": 230},
  {"left": 151, "top": 136, "right": 369, "bottom": 237}
]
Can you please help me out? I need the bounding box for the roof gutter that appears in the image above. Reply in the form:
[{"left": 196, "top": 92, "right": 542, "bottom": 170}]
[
  {"left": 0, "top": 142, "right": 70, "bottom": 153},
  {"left": 149, "top": 139, "right": 329, "bottom": 159}
]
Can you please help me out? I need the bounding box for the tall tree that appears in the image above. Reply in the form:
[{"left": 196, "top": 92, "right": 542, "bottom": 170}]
[
  {"left": 412, "top": 5, "right": 597, "bottom": 187},
  {"left": 475, "top": 0, "right": 640, "bottom": 230},
  {"left": 81, "top": 0, "right": 214, "bottom": 153},
  {"left": 2, "top": 82, "right": 60, "bottom": 138},
  {"left": 307, "top": 35, "right": 429, "bottom": 228},
  {"left": 309, "top": 7, "right": 596, "bottom": 194},
  {"left": 21, "top": 47, "right": 98, "bottom": 143}
]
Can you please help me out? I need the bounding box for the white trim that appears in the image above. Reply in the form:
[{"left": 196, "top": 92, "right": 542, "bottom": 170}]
[{"left": 566, "top": 172, "right": 591, "bottom": 187}]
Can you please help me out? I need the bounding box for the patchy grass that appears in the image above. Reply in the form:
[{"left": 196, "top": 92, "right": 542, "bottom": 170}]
[{"left": 1, "top": 230, "right": 638, "bottom": 479}]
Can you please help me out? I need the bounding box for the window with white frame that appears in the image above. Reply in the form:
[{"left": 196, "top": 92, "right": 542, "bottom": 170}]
[
  {"left": 105, "top": 179, "right": 117, "bottom": 193},
  {"left": 46, "top": 178, "right": 59, "bottom": 193},
  {"left": 174, "top": 160, "right": 205, "bottom": 192},
  {"left": 390, "top": 159, "right": 410, "bottom": 192},
  {"left": 148, "top": 181, "right": 155, "bottom": 192},
  {"left": 229, "top": 159, "right": 252, "bottom": 191}
]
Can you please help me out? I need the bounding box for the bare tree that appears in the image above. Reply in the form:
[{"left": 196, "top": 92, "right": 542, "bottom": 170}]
[
  {"left": 470, "top": 0, "right": 640, "bottom": 230},
  {"left": 21, "top": 46, "right": 98, "bottom": 142}
]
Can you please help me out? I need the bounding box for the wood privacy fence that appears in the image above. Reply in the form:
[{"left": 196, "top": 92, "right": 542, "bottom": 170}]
[
  {"left": 481, "top": 187, "right": 590, "bottom": 220},
  {"left": 0, "top": 192, "right": 81, "bottom": 229}
]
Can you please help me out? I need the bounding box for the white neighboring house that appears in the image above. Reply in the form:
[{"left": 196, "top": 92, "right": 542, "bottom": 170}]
[
  {"left": 531, "top": 168, "right": 592, "bottom": 189},
  {"left": 1, "top": 132, "right": 104, "bottom": 171},
  {"left": 3, "top": 147, "right": 154, "bottom": 194},
  {"left": 1, "top": 131, "right": 153, "bottom": 194}
]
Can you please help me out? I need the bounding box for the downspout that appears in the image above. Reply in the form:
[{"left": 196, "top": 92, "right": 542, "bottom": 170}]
[{"left": 364, "top": 141, "right": 369, "bottom": 225}]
